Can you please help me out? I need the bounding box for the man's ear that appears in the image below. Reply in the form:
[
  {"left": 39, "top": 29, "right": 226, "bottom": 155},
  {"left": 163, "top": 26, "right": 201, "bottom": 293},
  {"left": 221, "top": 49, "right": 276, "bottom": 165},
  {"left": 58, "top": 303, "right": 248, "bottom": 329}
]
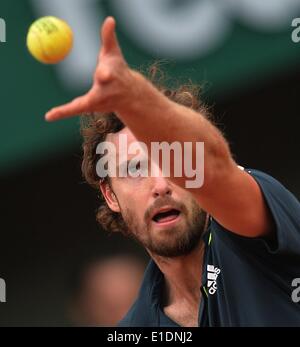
[{"left": 99, "top": 181, "right": 120, "bottom": 213}]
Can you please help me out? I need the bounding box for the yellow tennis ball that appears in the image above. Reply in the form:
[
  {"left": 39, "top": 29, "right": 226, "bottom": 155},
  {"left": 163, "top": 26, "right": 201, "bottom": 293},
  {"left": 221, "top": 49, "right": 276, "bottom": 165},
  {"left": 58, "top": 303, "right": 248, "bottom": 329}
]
[{"left": 26, "top": 16, "right": 73, "bottom": 64}]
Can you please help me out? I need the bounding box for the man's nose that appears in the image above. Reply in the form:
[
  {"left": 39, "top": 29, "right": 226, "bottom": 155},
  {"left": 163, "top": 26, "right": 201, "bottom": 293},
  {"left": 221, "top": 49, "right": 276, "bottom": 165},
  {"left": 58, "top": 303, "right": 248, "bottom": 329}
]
[{"left": 151, "top": 176, "right": 172, "bottom": 198}]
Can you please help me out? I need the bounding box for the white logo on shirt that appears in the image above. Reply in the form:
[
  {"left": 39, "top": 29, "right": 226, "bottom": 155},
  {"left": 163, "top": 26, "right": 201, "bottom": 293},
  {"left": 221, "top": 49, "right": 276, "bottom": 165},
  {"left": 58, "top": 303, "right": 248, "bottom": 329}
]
[{"left": 207, "top": 264, "right": 221, "bottom": 295}]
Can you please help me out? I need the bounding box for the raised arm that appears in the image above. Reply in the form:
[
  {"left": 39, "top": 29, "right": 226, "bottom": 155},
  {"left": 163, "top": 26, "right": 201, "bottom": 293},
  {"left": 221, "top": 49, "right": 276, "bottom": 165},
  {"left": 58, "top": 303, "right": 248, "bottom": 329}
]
[{"left": 45, "top": 17, "right": 273, "bottom": 238}]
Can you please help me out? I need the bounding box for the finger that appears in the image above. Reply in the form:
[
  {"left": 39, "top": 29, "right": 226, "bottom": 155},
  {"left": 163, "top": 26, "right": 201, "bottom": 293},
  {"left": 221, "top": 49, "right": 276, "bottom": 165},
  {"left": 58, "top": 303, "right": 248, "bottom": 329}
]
[
  {"left": 45, "top": 94, "right": 91, "bottom": 122},
  {"left": 100, "top": 16, "right": 122, "bottom": 56}
]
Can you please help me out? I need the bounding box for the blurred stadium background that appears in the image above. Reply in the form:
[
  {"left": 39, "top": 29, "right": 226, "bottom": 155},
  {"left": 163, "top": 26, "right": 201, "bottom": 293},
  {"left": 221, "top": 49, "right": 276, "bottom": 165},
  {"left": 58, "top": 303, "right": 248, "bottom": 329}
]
[{"left": 0, "top": 0, "right": 300, "bottom": 326}]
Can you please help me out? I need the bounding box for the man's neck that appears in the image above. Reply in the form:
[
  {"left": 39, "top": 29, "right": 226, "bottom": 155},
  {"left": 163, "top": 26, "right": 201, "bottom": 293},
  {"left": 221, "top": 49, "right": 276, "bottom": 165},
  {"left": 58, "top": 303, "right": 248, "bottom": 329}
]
[{"left": 149, "top": 242, "right": 205, "bottom": 326}]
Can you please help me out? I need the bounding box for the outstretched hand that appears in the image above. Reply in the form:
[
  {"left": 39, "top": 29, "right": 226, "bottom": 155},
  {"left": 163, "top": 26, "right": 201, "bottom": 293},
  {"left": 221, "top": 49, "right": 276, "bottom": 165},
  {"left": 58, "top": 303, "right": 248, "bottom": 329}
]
[{"left": 45, "top": 17, "right": 131, "bottom": 122}]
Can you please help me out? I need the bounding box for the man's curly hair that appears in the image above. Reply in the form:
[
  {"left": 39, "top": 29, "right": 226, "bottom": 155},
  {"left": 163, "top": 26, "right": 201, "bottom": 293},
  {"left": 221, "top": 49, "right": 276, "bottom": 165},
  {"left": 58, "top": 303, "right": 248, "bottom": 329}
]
[{"left": 80, "top": 65, "right": 212, "bottom": 235}]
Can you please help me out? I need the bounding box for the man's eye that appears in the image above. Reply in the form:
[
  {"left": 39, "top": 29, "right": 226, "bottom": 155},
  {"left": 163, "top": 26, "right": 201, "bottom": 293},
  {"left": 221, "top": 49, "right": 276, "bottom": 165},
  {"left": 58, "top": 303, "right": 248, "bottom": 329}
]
[
  {"left": 127, "top": 162, "right": 147, "bottom": 177},
  {"left": 128, "top": 165, "right": 139, "bottom": 175}
]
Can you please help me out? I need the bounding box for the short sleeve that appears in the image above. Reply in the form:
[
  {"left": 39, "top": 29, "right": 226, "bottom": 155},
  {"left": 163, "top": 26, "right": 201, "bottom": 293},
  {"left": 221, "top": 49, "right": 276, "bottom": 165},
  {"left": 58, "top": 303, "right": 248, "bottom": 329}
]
[{"left": 245, "top": 169, "right": 300, "bottom": 255}]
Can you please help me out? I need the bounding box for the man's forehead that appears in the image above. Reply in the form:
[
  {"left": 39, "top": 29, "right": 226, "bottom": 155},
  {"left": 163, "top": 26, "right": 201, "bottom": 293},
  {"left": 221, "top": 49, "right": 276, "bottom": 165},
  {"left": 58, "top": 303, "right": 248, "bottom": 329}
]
[
  {"left": 106, "top": 127, "right": 136, "bottom": 146},
  {"left": 106, "top": 127, "right": 143, "bottom": 157}
]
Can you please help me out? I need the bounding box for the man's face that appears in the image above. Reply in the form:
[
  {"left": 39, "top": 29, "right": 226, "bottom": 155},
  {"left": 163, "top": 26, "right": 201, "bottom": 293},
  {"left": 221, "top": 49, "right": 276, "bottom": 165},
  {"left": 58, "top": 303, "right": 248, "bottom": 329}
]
[{"left": 101, "top": 127, "right": 207, "bottom": 258}]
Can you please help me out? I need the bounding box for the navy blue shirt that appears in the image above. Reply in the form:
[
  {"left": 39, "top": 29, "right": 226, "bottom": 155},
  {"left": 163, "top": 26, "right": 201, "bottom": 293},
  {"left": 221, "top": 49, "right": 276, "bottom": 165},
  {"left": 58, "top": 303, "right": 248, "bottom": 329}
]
[
  {"left": 159, "top": 309, "right": 180, "bottom": 327},
  {"left": 118, "top": 169, "right": 300, "bottom": 327}
]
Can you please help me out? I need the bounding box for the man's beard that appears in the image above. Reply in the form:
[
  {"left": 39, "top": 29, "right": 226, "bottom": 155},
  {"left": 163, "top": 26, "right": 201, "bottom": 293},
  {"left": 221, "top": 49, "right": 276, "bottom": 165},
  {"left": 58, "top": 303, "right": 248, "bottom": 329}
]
[{"left": 120, "top": 196, "right": 208, "bottom": 258}]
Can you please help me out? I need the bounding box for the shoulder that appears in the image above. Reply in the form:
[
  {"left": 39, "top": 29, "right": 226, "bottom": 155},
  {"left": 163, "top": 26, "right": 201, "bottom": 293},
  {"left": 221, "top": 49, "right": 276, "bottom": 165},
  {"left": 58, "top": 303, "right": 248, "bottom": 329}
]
[
  {"left": 211, "top": 168, "right": 300, "bottom": 256},
  {"left": 246, "top": 168, "right": 300, "bottom": 218}
]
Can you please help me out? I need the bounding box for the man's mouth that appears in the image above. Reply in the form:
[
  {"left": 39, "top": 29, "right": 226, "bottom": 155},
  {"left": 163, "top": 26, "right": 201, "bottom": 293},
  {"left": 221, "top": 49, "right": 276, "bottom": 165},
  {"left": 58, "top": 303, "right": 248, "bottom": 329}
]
[{"left": 152, "top": 208, "right": 181, "bottom": 224}]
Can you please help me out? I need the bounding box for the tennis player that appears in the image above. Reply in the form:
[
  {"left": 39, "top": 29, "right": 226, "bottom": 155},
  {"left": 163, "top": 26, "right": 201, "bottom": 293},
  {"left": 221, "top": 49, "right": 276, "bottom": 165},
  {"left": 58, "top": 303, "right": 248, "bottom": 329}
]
[{"left": 45, "top": 17, "right": 300, "bottom": 327}]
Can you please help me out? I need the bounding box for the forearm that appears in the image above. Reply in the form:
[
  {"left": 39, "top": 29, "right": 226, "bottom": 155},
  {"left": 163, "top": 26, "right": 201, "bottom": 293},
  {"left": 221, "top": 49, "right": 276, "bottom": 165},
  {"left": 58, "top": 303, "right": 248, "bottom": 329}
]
[{"left": 116, "top": 70, "right": 235, "bottom": 190}]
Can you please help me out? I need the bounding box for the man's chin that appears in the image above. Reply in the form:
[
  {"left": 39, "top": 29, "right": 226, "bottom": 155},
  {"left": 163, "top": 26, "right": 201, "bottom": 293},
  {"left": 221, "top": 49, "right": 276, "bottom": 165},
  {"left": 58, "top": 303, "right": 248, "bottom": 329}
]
[
  {"left": 148, "top": 227, "right": 187, "bottom": 247},
  {"left": 147, "top": 242, "right": 198, "bottom": 258},
  {"left": 146, "top": 230, "right": 201, "bottom": 258}
]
